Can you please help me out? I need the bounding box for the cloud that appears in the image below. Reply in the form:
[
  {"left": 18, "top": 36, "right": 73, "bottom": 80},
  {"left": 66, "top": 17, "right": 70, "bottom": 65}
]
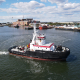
[
  {"left": 48, "top": 0, "right": 66, "bottom": 4},
  {"left": 0, "top": 15, "right": 24, "bottom": 22},
  {"left": 1, "top": 1, "right": 45, "bottom": 13},
  {"left": 58, "top": 3, "right": 80, "bottom": 10},
  {"left": 2, "top": 1, "right": 80, "bottom": 15},
  {"left": 57, "top": 2, "right": 80, "bottom": 15},
  {"left": 11, "top": 1, "right": 45, "bottom": 9},
  {"left": 0, "top": 8, "right": 21, "bottom": 13},
  {"left": 1, "top": 0, "right": 80, "bottom": 22},
  {"left": 0, "top": 0, "right": 5, "bottom": 4},
  {"left": 41, "top": 0, "right": 67, "bottom": 3},
  {"left": 41, "top": 0, "right": 46, "bottom": 2}
]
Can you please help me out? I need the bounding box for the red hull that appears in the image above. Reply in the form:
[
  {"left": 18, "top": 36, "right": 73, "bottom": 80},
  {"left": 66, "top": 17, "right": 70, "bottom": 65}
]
[{"left": 39, "top": 26, "right": 48, "bottom": 30}]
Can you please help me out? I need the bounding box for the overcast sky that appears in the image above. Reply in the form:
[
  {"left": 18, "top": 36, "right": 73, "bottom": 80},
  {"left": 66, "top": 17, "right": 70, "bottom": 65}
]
[{"left": 0, "top": 0, "right": 80, "bottom": 22}]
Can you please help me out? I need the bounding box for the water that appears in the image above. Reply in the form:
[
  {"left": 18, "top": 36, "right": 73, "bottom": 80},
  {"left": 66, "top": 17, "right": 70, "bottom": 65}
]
[{"left": 0, "top": 26, "right": 80, "bottom": 80}]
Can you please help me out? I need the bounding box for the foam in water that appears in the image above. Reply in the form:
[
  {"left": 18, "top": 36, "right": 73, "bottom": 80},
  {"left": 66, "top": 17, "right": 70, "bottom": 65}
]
[
  {"left": 0, "top": 51, "right": 9, "bottom": 55},
  {"left": 62, "top": 39, "right": 71, "bottom": 43}
]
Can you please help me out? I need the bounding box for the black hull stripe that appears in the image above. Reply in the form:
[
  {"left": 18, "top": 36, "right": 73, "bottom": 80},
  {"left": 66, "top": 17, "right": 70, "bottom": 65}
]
[{"left": 10, "top": 53, "right": 66, "bottom": 61}]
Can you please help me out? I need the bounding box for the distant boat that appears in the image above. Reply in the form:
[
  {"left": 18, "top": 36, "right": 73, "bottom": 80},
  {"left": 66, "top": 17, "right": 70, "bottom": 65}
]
[
  {"left": 39, "top": 25, "right": 48, "bottom": 30},
  {"left": 55, "top": 25, "right": 79, "bottom": 31},
  {"left": 0, "top": 25, "right": 4, "bottom": 27},
  {"left": 25, "top": 26, "right": 33, "bottom": 30},
  {"left": 25, "top": 26, "right": 39, "bottom": 30},
  {"left": 15, "top": 24, "right": 19, "bottom": 28},
  {"left": 39, "top": 25, "right": 53, "bottom": 30}
]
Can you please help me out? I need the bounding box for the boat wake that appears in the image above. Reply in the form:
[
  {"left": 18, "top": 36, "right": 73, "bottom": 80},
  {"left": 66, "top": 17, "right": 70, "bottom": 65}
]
[
  {"left": 62, "top": 39, "right": 71, "bottom": 43},
  {"left": 0, "top": 51, "right": 9, "bottom": 55}
]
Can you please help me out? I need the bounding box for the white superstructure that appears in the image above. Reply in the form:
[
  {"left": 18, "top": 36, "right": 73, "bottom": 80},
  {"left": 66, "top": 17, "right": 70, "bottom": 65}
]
[{"left": 30, "top": 23, "right": 55, "bottom": 51}]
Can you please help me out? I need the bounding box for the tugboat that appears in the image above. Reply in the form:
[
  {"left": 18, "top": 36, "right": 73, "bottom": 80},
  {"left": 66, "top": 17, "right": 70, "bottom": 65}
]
[{"left": 8, "top": 23, "right": 70, "bottom": 61}]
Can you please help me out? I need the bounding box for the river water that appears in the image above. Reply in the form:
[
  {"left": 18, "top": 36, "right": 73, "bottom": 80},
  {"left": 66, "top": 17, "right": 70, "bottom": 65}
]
[{"left": 0, "top": 26, "right": 80, "bottom": 80}]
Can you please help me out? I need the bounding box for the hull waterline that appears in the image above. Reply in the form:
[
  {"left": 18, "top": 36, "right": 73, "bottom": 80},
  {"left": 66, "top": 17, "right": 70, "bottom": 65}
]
[{"left": 9, "top": 53, "right": 66, "bottom": 61}]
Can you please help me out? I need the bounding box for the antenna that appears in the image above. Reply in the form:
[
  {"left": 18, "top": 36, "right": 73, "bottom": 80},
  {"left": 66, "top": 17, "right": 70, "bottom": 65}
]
[{"left": 23, "top": 15, "right": 24, "bottom": 27}]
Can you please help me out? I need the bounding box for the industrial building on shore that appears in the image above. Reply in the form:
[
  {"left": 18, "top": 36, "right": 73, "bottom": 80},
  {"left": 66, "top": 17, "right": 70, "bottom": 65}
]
[{"left": 12, "top": 18, "right": 40, "bottom": 26}]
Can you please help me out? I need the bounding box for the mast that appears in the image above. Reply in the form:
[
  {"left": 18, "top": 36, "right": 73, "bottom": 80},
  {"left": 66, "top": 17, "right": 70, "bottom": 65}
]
[
  {"left": 34, "top": 23, "right": 36, "bottom": 35},
  {"left": 31, "top": 23, "right": 37, "bottom": 44}
]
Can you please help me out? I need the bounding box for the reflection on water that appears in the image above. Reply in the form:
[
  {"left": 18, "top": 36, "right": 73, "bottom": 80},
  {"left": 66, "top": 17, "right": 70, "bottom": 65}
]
[
  {"left": 25, "top": 59, "right": 44, "bottom": 73},
  {"left": 66, "top": 54, "right": 77, "bottom": 62},
  {"left": 20, "top": 55, "right": 69, "bottom": 72},
  {"left": 23, "top": 58, "right": 69, "bottom": 80},
  {"left": 12, "top": 55, "right": 69, "bottom": 80}
]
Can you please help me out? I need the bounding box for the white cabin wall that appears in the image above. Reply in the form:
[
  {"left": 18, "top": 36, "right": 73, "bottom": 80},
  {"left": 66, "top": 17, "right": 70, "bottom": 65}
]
[
  {"left": 30, "top": 43, "right": 35, "bottom": 51},
  {"left": 34, "top": 47, "right": 50, "bottom": 51},
  {"left": 36, "top": 40, "right": 45, "bottom": 45}
]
